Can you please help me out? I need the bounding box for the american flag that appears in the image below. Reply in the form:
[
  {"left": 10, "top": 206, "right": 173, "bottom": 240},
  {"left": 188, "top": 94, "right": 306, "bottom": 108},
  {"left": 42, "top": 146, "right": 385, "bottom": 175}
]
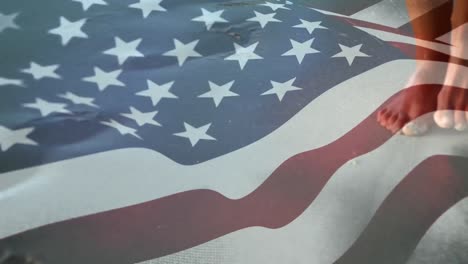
[{"left": 0, "top": 0, "right": 467, "bottom": 263}]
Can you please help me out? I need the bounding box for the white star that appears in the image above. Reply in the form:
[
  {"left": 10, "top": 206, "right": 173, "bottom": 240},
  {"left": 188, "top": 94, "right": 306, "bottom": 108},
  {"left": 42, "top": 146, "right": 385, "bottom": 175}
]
[
  {"left": 49, "top": 17, "right": 88, "bottom": 46},
  {"left": 101, "top": 119, "right": 142, "bottom": 139},
  {"left": 72, "top": 0, "right": 108, "bottom": 11},
  {"left": 0, "top": 77, "right": 23, "bottom": 87},
  {"left": 22, "top": 62, "right": 61, "bottom": 80},
  {"left": 199, "top": 81, "right": 238, "bottom": 107},
  {"left": 225, "top": 42, "right": 263, "bottom": 70},
  {"left": 83, "top": 67, "right": 124, "bottom": 91},
  {"left": 174, "top": 122, "right": 216, "bottom": 147},
  {"left": 129, "top": 0, "right": 166, "bottom": 18},
  {"left": 192, "top": 8, "right": 228, "bottom": 30},
  {"left": 163, "top": 39, "right": 202, "bottom": 66},
  {"left": 332, "top": 44, "right": 370, "bottom": 66},
  {"left": 0, "top": 126, "right": 37, "bottom": 152},
  {"left": 260, "top": 2, "right": 290, "bottom": 11},
  {"left": 293, "top": 19, "right": 327, "bottom": 34},
  {"left": 58, "top": 92, "right": 97, "bottom": 107},
  {"left": 23, "top": 98, "right": 70, "bottom": 116},
  {"left": 262, "top": 78, "right": 302, "bottom": 101},
  {"left": 121, "top": 107, "right": 160, "bottom": 127},
  {"left": 0, "top": 12, "right": 19, "bottom": 33},
  {"left": 247, "top": 11, "right": 281, "bottom": 28},
  {"left": 136, "top": 80, "right": 177, "bottom": 106},
  {"left": 282, "top": 38, "right": 319, "bottom": 63},
  {"left": 103, "top": 37, "right": 144, "bottom": 65}
]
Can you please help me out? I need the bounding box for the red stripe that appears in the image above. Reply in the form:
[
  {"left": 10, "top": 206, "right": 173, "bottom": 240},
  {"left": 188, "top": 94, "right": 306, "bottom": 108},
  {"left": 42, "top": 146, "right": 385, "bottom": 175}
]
[
  {"left": 0, "top": 116, "right": 389, "bottom": 263},
  {"left": 0, "top": 85, "right": 452, "bottom": 264},
  {"left": 340, "top": 17, "right": 414, "bottom": 36},
  {"left": 389, "top": 42, "right": 468, "bottom": 68},
  {"left": 334, "top": 155, "right": 468, "bottom": 264}
]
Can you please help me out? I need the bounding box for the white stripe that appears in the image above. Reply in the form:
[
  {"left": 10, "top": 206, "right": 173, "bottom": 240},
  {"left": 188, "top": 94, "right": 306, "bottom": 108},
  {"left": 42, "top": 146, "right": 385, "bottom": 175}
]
[
  {"left": 436, "top": 30, "right": 453, "bottom": 44},
  {"left": 140, "top": 127, "right": 468, "bottom": 264},
  {"left": 351, "top": 0, "right": 449, "bottom": 28},
  {"left": 0, "top": 60, "right": 461, "bottom": 239},
  {"left": 308, "top": 8, "right": 348, "bottom": 18},
  {"left": 436, "top": 21, "right": 468, "bottom": 46},
  {"left": 358, "top": 26, "right": 468, "bottom": 61},
  {"left": 407, "top": 197, "right": 468, "bottom": 264},
  {"left": 436, "top": 23, "right": 468, "bottom": 60},
  {"left": 350, "top": 0, "right": 410, "bottom": 28},
  {"left": 356, "top": 26, "right": 458, "bottom": 56},
  {"left": 312, "top": 0, "right": 448, "bottom": 28}
]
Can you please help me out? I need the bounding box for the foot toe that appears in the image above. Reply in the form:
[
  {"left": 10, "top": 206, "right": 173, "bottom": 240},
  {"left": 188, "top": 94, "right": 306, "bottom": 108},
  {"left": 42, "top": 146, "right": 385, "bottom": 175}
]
[
  {"left": 382, "top": 111, "right": 393, "bottom": 126},
  {"left": 466, "top": 108, "right": 468, "bottom": 125},
  {"left": 388, "top": 113, "right": 399, "bottom": 126},
  {"left": 377, "top": 109, "right": 387, "bottom": 123},
  {"left": 390, "top": 113, "right": 409, "bottom": 134},
  {"left": 454, "top": 111, "right": 467, "bottom": 131},
  {"left": 377, "top": 108, "right": 387, "bottom": 118},
  {"left": 402, "top": 120, "right": 429, "bottom": 136},
  {"left": 434, "top": 110, "right": 455, "bottom": 129},
  {"left": 384, "top": 114, "right": 398, "bottom": 132}
]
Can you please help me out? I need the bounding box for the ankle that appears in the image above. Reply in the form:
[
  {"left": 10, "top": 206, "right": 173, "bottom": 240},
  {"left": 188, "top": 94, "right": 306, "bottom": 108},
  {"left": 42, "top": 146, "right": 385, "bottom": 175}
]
[{"left": 407, "top": 62, "right": 447, "bottom": 86}]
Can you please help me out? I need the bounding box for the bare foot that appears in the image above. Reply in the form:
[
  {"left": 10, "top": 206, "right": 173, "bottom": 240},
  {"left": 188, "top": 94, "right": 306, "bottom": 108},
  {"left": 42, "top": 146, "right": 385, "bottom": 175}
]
[
  {"left": 434, "top": 61, "right": 468, "bottom": 131},
  {"left": 377, "top": 63, "right": 444, "bottom": 136},
  {"left": 434, "top": 26, "right": 468, "bottom": 131}
]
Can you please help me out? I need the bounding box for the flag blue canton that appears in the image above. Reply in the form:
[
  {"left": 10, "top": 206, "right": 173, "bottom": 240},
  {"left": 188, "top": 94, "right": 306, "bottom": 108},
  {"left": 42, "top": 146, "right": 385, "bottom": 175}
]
[{"left": 0, "top": 0, "right": 405, "bottom": 173}]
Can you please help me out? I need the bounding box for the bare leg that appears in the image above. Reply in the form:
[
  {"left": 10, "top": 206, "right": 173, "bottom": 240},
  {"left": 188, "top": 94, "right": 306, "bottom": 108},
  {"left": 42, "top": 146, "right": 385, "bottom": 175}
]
[
  {"left": 377, "top": 0, "right": 452, "bottom": 135},
  {"left": 434, "top": 0, "right": 468, "bottom": 130}
]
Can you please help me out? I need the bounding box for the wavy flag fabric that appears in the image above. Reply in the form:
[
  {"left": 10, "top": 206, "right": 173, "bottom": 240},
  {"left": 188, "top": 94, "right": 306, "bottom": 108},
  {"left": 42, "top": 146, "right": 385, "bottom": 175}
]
[{"left": 0, "top": 0, "right": 467, "bottom": 263}]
